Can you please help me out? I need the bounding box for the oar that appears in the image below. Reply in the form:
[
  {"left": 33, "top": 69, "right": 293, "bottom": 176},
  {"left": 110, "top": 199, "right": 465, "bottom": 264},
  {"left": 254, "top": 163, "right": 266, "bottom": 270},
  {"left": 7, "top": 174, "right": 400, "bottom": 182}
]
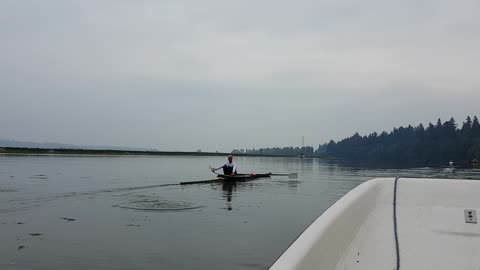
[
  {"left": 209, "top": 165, "right": 220, "bottom": 176},
  {"left": 180, "top": 178, "right": 223, "bottom": 185},
  {"left": 270, "top": 173, "right": 298, "bottom": 179}
]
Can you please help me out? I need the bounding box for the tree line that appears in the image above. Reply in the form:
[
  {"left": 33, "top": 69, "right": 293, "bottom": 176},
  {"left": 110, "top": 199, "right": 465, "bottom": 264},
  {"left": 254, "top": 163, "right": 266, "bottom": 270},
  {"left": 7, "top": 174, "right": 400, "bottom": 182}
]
[
  {"left": 232, "top": 115, "right": 480, "bottom": 166},
  {"left": 232, "top": 146, "right": 315, "bottom": 157},
  {"left": 324, "top": 116, "right": 480, "bottom": 166}
]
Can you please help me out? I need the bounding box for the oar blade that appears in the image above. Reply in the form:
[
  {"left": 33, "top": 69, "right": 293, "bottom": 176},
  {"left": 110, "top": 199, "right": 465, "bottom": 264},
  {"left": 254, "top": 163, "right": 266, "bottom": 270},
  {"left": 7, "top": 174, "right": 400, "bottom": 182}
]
[
  {"left": 270, "top": 173, "right": 298, "bottom": 179},
  {"left": 287, "top": 173, "right": 298, "bottom": 179}
]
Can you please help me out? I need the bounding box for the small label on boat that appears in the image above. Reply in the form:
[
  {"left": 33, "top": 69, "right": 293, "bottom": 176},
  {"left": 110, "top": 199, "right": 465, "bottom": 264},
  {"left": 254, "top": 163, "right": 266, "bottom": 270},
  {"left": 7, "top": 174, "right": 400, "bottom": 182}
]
[{"left": 464, "top": 209, "right": 477, "bottom": 224}]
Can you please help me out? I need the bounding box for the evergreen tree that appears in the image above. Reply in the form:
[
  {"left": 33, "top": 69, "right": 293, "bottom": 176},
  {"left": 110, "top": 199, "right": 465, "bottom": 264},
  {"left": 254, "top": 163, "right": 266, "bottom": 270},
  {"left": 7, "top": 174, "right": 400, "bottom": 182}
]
[
  {"left": 462, "top": 116, "right": 472, "bottom": 130},
  {"left": 461, "top": 116, "right": 473, "bottom": 138},
  {"left": 472, "top": 116, "right": 480, "bottom": 137},
  {"left": 443, "top": 117, "right": 457, "bottom": 138}
]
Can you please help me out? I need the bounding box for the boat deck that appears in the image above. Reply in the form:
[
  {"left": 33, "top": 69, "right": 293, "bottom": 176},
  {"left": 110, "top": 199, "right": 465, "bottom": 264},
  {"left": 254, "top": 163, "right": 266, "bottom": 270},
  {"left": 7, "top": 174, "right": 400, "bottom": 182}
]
[{"left": 270, "top": 177, "right": 480, "bottom": 270}]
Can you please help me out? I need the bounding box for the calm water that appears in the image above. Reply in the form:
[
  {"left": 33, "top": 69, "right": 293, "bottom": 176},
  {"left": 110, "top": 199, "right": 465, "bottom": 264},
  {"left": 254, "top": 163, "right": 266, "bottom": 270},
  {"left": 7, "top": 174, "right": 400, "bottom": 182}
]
[{"left": 1, "top": 155, "right": 479, "bottom": 269}]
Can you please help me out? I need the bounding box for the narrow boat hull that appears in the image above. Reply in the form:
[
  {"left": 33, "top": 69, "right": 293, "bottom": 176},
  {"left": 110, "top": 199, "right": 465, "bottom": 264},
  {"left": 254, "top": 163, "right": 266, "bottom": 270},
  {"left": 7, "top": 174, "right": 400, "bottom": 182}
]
[
  {"left": 216, "top": 173, "right": 272, "bottom": 182},
  {"left": 180, "top": 173, "right": 271, "bottom": 185}
]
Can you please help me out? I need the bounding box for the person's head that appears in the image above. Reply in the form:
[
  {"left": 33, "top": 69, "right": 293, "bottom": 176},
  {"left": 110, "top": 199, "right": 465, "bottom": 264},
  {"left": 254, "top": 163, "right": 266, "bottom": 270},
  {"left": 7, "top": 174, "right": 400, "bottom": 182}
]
[{"left": 227, "top": 155, "right": 233, "bottom": 162}]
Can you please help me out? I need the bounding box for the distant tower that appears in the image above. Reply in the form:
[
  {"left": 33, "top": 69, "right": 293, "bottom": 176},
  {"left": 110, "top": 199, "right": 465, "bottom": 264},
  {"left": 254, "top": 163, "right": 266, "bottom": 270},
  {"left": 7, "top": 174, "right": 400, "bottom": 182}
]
[{"left": 300, "top": 136, "right": 305, "bottom": 158}]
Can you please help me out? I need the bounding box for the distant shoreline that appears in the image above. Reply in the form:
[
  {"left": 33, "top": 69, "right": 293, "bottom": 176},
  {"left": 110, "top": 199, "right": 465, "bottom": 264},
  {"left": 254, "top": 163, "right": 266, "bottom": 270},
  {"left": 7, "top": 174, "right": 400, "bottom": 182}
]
[{"left": 0, "top": 147, "right": 318, "bottom": 158}]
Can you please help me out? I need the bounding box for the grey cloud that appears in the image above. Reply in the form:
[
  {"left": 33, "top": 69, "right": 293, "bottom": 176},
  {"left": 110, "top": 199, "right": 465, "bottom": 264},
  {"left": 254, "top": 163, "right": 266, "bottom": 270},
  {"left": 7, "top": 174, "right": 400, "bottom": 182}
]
[{"left": 1, "top": 0, "right": 479, "bottom": 151}]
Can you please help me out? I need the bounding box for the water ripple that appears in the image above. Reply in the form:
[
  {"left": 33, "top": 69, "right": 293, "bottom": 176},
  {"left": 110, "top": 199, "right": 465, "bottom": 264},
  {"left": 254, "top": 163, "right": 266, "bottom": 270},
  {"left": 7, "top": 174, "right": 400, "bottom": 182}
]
[{"left": 115, "top": 197, "right": 203, "bottom": 212}]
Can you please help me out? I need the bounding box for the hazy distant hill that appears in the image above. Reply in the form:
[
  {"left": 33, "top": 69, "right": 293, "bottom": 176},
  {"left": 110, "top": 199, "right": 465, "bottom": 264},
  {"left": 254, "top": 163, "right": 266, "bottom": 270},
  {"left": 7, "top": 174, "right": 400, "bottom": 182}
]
[{"left": 0, "top": 139, "right": 155, "bottom": 152}]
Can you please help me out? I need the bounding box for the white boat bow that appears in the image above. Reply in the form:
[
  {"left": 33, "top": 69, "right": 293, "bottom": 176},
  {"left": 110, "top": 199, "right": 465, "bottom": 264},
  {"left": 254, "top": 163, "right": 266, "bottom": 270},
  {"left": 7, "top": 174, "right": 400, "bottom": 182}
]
[{"left": 270, "top": 177, "right": 480, "bottom": 270}]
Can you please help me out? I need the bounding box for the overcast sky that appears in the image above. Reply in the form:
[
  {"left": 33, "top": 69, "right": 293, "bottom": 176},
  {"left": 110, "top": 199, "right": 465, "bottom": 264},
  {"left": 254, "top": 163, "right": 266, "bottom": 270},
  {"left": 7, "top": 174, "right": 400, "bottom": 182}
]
[{"left": 1, "top": 0, "right": 479, "bottom": 152}]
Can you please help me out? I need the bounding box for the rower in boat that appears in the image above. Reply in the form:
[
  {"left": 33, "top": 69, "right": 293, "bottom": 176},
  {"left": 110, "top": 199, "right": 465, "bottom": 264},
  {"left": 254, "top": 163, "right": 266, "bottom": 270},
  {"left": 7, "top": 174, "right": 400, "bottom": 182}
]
[{"left": 211, "top": 154, "right": 237, "bottom": 176}]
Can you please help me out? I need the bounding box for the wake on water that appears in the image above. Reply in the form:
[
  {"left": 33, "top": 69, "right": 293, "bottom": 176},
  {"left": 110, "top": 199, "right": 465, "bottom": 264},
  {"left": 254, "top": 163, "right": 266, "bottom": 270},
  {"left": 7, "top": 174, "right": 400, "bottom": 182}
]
[{"left": 0, "top": 182, "right": 192, "bottom": 213}]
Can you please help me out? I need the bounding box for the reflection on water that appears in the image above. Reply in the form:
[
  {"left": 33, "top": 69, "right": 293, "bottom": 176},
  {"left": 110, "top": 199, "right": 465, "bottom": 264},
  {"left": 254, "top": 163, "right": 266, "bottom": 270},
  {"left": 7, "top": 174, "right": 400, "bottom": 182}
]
[
  {"left": 0, "top": 187, "right": 19, "bottom": 192},
  {"left": 218, "top": 178, "right": 301, "bottom": 211},
  {"left": 222, "top": 182, "right": 235, "bottom": 211},
  {"left": 0, "top": 155, "right": 479, "bottom": 270}
]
